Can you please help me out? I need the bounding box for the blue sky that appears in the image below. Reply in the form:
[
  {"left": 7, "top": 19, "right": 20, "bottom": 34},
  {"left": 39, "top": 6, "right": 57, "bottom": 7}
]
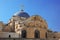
[{"left": 0, "top": 0, "right": 60, "bottom": 32}]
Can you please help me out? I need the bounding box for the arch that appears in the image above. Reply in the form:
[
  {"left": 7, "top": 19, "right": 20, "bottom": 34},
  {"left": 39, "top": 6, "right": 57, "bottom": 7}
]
[
  {"left": 45, "top": 32, "right": 47, "bottom": 38},
  {"left": 53, "top": 36, "right": 56, "bottom": 38},
  {"left": 9, "top": 35, "right": 11, "bottom": 38},
  {"left": 21, "top": 30, "right": 26, "bottom": 38},
  {"left": 34, "top": 30, "right": 40, "bottom": 38}
]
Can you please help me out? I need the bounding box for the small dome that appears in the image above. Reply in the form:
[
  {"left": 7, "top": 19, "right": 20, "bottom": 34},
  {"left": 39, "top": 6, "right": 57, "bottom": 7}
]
[{"left": 14, "top": 10, "right": 30, "bottom": 18}]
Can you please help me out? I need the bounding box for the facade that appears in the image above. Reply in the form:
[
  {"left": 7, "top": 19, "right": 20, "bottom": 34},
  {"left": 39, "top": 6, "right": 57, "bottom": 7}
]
[{"left": 0, "top": 10, "right": 60, "bottom": 40}]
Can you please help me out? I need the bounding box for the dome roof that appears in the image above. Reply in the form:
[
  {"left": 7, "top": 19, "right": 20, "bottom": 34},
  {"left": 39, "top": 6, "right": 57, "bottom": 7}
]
[{"left": 14, "top": 10, "right": 30, "bottom": 18}]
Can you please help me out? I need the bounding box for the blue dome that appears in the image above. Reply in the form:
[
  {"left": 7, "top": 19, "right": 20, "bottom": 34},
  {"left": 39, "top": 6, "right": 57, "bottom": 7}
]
[{"left": 14, "top": 10, "right": 30, "bottom": 18}]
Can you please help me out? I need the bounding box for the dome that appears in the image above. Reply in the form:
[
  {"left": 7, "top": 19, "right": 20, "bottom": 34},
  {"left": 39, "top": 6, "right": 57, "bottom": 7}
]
[{"left": 14, "top": 10, "right": 30, "bottom": 18}]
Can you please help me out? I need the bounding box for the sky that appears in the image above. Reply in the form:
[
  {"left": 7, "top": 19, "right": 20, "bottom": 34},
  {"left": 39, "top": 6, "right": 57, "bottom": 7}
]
[{"left": 0, "top": 0, "right": 60, "bottom": 32}]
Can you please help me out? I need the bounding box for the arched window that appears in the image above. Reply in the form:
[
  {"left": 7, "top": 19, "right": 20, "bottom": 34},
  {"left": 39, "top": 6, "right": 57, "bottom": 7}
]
[
  {"left": 21, "top": 30, "right": 26, "bottom": 38},
  {"left": 35, "top": 30, "right": 40, "bottom": 38}
]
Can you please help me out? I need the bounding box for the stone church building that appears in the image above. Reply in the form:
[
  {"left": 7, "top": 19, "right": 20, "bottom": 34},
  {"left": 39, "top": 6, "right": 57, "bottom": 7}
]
[{"left": 0, "top": 9, "right": 60, "bottom": 40}]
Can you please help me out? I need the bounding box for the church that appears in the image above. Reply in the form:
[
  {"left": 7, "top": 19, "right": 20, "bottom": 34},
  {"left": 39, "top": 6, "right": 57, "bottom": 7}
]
[{"left": 0, "top": 9, "right": 60, "bottom": 40}]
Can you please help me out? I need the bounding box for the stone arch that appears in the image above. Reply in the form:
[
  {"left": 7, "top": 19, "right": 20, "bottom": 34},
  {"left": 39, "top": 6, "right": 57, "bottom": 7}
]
[
  {"left": 34, "top": 30, "right": 40, "bottom": 38},
  {"left": 21, "top": 30, "right": 26, "bottom": 38},
  {"left": 45, "top": 32, "right": 47, "bottom": 38},
  {"left": 9, "top": 35, "right": 11, "bottom": 38}
]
